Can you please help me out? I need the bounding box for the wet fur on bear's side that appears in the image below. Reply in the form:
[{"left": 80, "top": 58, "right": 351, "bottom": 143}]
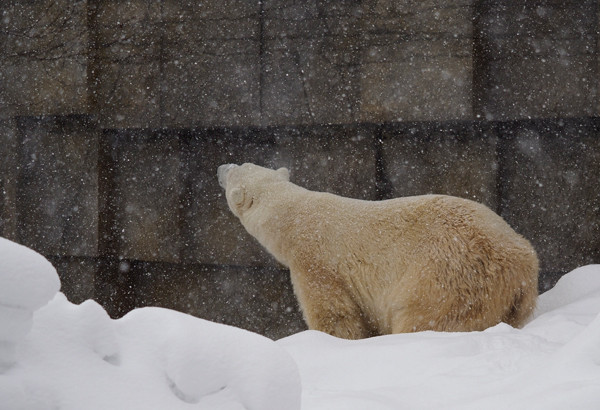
[{"left": 218, "top": 163, "right": 539, "bottom": 339}]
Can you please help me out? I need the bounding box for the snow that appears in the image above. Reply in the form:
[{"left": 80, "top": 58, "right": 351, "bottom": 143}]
[
  {"left": 0, "top": 238, "right": 60, "bottom": 311},
  {"left": 280, "top": 266, "right": 600, "bottom": 409},
  {"left": 0, "top": 237, "right": 60, "bottom": 371},
  {"left": 1, "top": 237, "right": 599, "bottom": 409}
]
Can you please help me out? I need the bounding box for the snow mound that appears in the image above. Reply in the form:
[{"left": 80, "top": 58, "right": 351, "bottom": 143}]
[
  {"left": 2, "top": 297, "right": 301, "bottom": 410},
  {"left": 0, "top": 237, "right": 301, "bottom": 410},
  {"left": 1, "top": 236, "right": 599, "bottom": 409},
  {"left": 0, "top": 237, "right": 60, "bottom": 372},
  {"left": 119, "top": 307, "right": 301, "bottom": 410},
  {"left": 0, "top": 237, "right": 60, "bottom": 311},
  {"left": 278, "top": 265, "right": 600, "bottom": 410},
  {"left": 534, "top": 264, "right": 600, "bottom": 317}
]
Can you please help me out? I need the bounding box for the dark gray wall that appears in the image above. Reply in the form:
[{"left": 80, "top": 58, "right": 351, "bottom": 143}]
[{"left": 1, "top": 1, "right": 599, "bottom": 339}]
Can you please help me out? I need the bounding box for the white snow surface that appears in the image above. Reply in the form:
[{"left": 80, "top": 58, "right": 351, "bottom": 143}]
[
  {"left": 0, "top": 237, "right": 60, "bottom": 372},
  {"left": 1, "top": 237, "right": 600, "bottom": 409}
]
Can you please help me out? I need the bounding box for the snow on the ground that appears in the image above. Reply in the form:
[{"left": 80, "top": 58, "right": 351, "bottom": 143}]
[
  {"left": 0, "top": 237, "right": 60, "bottom": 372},
  {"left": 0, "top": 238, "right": 300, "bottom": 410},
  {"left": 0, "top": 237, "right": 599, "bottom": 409},
  {"left": 280, "top": 264, "right": 600, "bottom": 410}
]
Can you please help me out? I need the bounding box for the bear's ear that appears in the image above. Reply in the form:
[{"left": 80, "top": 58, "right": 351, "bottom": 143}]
[
  {"left": 276, "top": 167, "right": 290, "bottom": 181},
  {"left": 230, "top": 187, "right": 245, "bottom": 206}
]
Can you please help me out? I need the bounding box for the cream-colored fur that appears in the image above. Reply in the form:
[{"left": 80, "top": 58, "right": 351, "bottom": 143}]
[{"left": 218, "top": 163, "right": 539, "bottom": 339}]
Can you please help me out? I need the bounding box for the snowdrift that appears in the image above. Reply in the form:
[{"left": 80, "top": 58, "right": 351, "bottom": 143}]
[
  {"left": 0, "top": 236, "right": 599, "bottom": 409},
  {"left": 281, "top": 264, "right": 600, "bottom": 409},
  {"left": 0, "top": 238, "right": 300, "bottom": 410}
]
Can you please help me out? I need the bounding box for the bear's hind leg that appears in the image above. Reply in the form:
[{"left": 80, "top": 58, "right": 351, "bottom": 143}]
[
  {"left": 389, "top": 308, "right": 422, "bottom": 333},
  {"left": 309, "top": 305, "right": 374, "bottom": 339},
  {"left": 502, "top": 284, "right": 538, "bottom": 328}
]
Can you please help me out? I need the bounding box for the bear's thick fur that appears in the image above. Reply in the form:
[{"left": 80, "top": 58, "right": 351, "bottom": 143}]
[{"left": 218, "top": 163, "right": 539, "bottom": 339}]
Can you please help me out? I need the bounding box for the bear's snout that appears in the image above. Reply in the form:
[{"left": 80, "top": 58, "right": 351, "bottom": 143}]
[{"left": 218, "top": 164, "right": 238, "bottom": 189}]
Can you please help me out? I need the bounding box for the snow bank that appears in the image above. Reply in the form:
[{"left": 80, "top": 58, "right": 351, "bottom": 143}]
[
  {"left": 0, "top": 237, "right": 60, "bottom": 372},
  {"left": 0, "top": 237, "right": 301, "bottom": 410},
  {"left": 278, "top": 265, "right": 600, "bottom": 410},
  {"left": 1, "top": 235, "right": 599, "bottom": 410},
  {"left": 0, "top": 237, "right": 60, "bottom": 311}
]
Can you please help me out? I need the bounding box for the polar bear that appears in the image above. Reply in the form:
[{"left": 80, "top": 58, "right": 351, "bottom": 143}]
[{"left": 218, "top": 163, "right": 538, "bottom": 339}]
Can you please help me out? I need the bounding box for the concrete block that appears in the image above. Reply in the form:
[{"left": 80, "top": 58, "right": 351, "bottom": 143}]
[
  {"left": 361, "top": 46, "right": 472, "bottom": 122},
  {"left": 134, "top": 262, "right": 306, "bottom": 340},
  {"left": 162, "top": 38, "right": 261, "bottom": 128},
  {"left": 475, "top": 0, "right": 597, "bottom": 120},
  {"left": 268, "top": 125, "right": 378, "bottom": 200},
  {"left": 262, "top": 1, "right": 362, "bottom": 125},
  {"left": 381, "top": 122, "right": 499, "bottom": 209},
  {"left": 161, "top": 1, "right": 261, "bottom": 127},
  {"left": 89, "top": 0, "right": 263, "bottom": 128},
  {"left": 100, "top": 132, "right": 181, "bottom": 262},
  {"left": 499, "top": 119, "right": 600, "bottom": 276},
  {"left": 93, "top": 257, "right": 137, "bottom": 318},
  {"left": 162, "top": 0, "right": 258, "bottom": 20},
  {"left": 359, "top": 1, "right": 474, "bottom": 122},
  {"left": 91, "top": 0, "right": 162, "bottom": 61},
  {"left": 89, "top": 0, "right": 162, "bottom": 128},
  {"left": 47, "top": 256, "right": 98, "bottom": 305},
  {"left": 16, "top": 116, "right": 99, "bottom": 257},
  {"left": 0, "top": 0, "right": 88, "bottom": 118},
  {"left": 92, "top": 61, "right": 162, "bottom": 129}
]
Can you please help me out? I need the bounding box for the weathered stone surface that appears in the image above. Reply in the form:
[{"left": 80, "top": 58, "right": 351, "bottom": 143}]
[
  {"left": 48, "top": 256, "right": 98, "bottom": 305},
  {"left": 91, "top": 0, "right": 161, "bottom": 62},
  {"left": 90, "top": 0, "right": 261, "bottom": 128},
  {"left": 134, "top": 262, "right": 305, "bottom": 340},
  {"left": 475, "top": 0, "right": 597, "bottom": 120},
  {"left": 92, "top": 60, "right": 162, "bottom": 129},
  {"left": 359, "top": 0, "right": 474, "bottom": 122},
  {"left": 162, "top": 36, "right": 261, "bottom": 128},
  {"left": 93, "top": 257, "right": 137, "bottom": 318},
  {"left": 101, "top": 131, "right": 181, "bottom": 262},
  {"left": 162, "top": 0, "right": 258, "bottom": 20},
  {"left": 262, "top": 36, "right": 360, "bottom": 126},
  {"left": 16, "top": 116, "right": 98, "bottom": 257},
  {"left": 262, "top": 1, "right": 474, "bottom": 124},
  {"left": 0, "top": 119, "right": 18, "bottom": 240},
  {"left": 89, "top": 0, "right": 162, "bottom": 128},
  {"left": 381, "top": 122, "right": 499, "bottom": 209},
  {"left": 0, "top": 0, "right": 88, "bottom": 118},
  {"left": 268, "top": 125, "right": 378, "bottom": 199},
  {"left": 361, "top": 47, "right": 472, "bottom": 122},
  {"left": 499, "top": 119, "right": 600, "bottom": 277},
  {"left": 161, "top": 1, "right": 261, "bottom": 127},
  {"left": 181, "top": 125, "right": 377, "bottom": 265},
  {"left": 262, "top": 1, "right": 362, "bottom": 125}
]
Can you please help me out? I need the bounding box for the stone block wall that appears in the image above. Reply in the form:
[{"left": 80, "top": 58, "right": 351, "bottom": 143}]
[
  {"left": 16, "top": 116, "right": 99, "bottom": 257},
  {"left": 474, "top": 0, "right": 598, "bottom": 120},
  {"left": 1, "top": 0, "right": 599, "bottom": 339},
  {"left": 360, "top": 0, "right": 474, "bottom": 122},
  {"left": 0, "top": 0, "right": 89, "bottom": 118},
  {"left": 498, "top": 119, "right": 600, "bottom": 280}
]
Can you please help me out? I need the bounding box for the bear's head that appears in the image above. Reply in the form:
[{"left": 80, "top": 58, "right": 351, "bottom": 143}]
[{"left": 217, "top": 163, "right": 290, "bottom": 219}]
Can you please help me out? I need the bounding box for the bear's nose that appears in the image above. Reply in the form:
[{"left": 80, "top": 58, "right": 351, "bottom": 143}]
[{"left": 217, "top": 164, "right": 238, "bottom": 189}]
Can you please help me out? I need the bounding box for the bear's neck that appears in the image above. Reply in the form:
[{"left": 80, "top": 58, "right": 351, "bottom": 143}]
[{"left": 242, "top": 182, "right": 311, "bottom": 267}]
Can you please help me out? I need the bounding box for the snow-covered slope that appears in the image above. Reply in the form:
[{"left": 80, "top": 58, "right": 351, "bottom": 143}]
[
  {"left": 0, "top": 236, "right": 599, "bottom": 409},
  {"left": 0, "top": 237, "right": 300, "bottom": 410},
  {"left": 280, "top": 265, "right": 600, "bottom": 409}
]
